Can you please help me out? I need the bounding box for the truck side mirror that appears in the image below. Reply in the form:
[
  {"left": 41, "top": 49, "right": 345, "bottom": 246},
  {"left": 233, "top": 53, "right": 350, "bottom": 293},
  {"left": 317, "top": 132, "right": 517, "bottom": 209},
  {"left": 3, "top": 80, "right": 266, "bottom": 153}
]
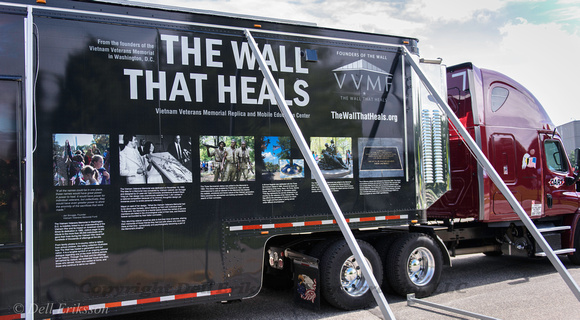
[{"left": 575, "top": 148, "right": 580, "bottom": 171}]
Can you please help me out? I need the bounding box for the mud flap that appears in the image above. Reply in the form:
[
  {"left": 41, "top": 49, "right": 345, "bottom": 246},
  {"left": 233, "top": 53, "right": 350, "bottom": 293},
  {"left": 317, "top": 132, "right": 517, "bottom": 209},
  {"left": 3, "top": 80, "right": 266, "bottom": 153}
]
[
  {"left": 284, "top": 249, "right": 320, "bottom": 310},
  {"left": 292, "top": 260, "right": 320, "bottom": 310}
]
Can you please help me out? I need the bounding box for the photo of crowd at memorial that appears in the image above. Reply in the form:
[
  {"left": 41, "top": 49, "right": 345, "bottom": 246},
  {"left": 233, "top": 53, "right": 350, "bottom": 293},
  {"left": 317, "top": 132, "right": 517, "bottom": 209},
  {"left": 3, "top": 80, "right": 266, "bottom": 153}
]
[
  {"left": 119, "top": 134, "right": 193, "bottom": 185},
  {"left": 199, "top": 135, "right": 255, "bottom": 182},
  {"left": 53, "top": 134, "right": 111, "bottom": 186}
]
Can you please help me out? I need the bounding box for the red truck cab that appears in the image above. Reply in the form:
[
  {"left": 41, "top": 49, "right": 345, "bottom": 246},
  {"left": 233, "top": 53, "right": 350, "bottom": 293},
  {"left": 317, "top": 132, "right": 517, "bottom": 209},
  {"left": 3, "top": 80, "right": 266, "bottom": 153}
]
[{"left": 428, "top": 63, "right": 580, "bottom": 260}]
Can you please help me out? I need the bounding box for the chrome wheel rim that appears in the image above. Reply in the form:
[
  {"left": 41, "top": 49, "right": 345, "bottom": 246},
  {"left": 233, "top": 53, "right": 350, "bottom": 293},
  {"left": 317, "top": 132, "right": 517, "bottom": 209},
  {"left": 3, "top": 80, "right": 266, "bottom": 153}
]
[
  {"left": 340, "top": 255, "right": 371, "bottom": 297},
  {"left": 407, "top": 247, "right": 435, "bottom": 286}
]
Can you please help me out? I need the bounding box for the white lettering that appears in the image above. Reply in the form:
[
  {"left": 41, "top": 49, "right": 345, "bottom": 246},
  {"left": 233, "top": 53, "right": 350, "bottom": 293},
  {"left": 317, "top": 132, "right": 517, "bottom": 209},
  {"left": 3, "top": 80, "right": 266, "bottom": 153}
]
[
  {"left": 334, "top": 73, "right": 346, "bottom": 89},
  {"left": 231, "top": 41, "right": 256, "bottom": 70},
  {"left": 181, "top": 36, "right": 201, "bottom": 66},
  {"left": 190, "top": 73, "right": 208, "bottom": 102},
  {"left": 257, "top": 79, "right": 275, "bottom": 105},
  {"left": 241, "top": 77, "right": 257, "bottom": 104},
  {"left": 218, "top": 75, "right": 237, "bottom": 103},
  {"left": 169, "top": 72, "right": 191, "bottom": 102},
  {"left": 293, "top": 80, "right": 309, "bottom": 107},
  {"left": 351, "top": 74, "right": 363, "bottom": 90},
  {"left": 367, "top": 75, "right": 381, "bottom": 91},
  {"left": 262, "top": 44, "right": 277, "bottom": 72},
  {"left": 124, "top": 69, "right": 143, "bottom": 99},
  {"left": 257, "top": 79, "right": 293, "bottom": 106},
  {"left": 146, "top": 70, "right": 167, "bottom": 101},
  {"left": 295, "top": 47, "right": 308, "bottom": 74},
  {"left": 206, "top": 39, "right": 223, "bottom": 68},
  {"left": 160, "top": 34, "right": 179, "bottom": 65},
  {"left": 279, "top": 45, "right": 293, "bottom": 73},
  {"left": 277, "top": 78, "right": 293, "bottom": 106}
]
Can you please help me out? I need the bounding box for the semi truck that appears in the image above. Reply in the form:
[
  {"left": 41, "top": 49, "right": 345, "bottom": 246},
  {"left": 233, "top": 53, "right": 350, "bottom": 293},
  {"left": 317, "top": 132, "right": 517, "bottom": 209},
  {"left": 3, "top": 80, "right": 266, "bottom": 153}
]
[{"left": 0, "top": 0, "right": 578, "bottom": 319}]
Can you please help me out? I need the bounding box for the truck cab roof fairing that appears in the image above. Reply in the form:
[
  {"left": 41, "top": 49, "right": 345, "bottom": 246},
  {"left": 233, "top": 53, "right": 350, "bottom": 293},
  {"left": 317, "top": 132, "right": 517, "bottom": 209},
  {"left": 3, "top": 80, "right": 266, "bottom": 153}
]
[{"left": 480, "top": 68, "right": 554, "bottom": 131}]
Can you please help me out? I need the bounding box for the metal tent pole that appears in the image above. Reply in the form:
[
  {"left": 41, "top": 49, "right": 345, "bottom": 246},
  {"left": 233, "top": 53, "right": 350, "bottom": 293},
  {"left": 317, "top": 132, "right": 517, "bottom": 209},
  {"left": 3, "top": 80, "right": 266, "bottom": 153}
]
[
  {"left": 402, "top": 47, "right": 580, "bottom": 302},
  {"left": 24, "top": 5, "right": 36, "bottom": 320},
  {"left": 244, "top": 29, "right": 396, "bottom": 320}
]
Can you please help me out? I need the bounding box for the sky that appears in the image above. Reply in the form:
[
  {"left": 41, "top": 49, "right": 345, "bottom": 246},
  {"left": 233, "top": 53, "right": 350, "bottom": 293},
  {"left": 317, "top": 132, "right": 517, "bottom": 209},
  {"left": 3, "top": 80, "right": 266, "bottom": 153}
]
[
  {"left": 262, "top": 136, "right": 281, "bottom": 165},
  {"left": 54, "top": 134, "right": 95, "bottom": 148},
  {"left": 133, "top": 0, "right": 580, "bottom": 127}
]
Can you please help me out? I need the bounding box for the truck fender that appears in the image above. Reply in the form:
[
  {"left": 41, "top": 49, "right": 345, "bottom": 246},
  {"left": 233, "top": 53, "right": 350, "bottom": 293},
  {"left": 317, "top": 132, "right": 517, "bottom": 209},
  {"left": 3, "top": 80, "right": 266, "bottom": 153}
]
[
  {"left": 409, "top": 226, "right": 452, "bottom": 267},
  {"left": 565, "top": 212, "right": 580, "bottom": 249},
  {"left": 434, "top": 234, "right": 452, "bottom": 267}
]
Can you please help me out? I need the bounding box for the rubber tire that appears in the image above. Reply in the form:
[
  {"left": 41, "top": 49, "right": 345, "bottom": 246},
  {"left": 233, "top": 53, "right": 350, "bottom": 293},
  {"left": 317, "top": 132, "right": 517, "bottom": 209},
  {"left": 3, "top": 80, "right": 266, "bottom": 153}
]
[
  {"left": 386, "top": 233, "right": 443, "bottom": 298},
  {"left": 374, "top": 235, "right": 398, "bottom": 293},
  {"left": 308, "top": 239, "right": 336, "bottom": 259},
  {"left": 320, "top": 239, "right": 383, "bottom": 310},
  {"left": 569, "top": 219, "right": 580, "bottom": 265}
]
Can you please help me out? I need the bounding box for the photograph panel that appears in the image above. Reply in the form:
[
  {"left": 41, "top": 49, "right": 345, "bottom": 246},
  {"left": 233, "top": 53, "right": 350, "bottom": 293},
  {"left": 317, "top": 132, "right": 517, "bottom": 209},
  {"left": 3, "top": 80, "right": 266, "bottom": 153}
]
[{"left": 53, "top": 133, "right": 111, "bottom": 186}]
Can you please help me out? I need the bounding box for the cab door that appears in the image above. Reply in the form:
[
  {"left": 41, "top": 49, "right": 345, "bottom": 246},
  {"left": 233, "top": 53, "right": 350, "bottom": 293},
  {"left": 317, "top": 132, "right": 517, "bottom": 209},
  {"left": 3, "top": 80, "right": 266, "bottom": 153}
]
[{"left": 542, "top": 135, "right": 579, "bottom": 216}]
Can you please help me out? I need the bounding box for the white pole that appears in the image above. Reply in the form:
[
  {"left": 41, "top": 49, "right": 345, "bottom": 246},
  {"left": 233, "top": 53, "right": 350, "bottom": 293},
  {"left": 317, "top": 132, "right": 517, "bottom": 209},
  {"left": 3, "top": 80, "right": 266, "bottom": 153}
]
[{"left": 24, "top": 5, "right": 36, "bottom": 320}]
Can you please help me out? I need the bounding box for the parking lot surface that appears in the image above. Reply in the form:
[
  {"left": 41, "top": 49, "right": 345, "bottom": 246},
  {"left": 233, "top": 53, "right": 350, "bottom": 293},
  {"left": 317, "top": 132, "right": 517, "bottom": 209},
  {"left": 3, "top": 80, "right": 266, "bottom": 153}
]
[{"left": 104, "top": 253, "right": 580, "bottom": 320}]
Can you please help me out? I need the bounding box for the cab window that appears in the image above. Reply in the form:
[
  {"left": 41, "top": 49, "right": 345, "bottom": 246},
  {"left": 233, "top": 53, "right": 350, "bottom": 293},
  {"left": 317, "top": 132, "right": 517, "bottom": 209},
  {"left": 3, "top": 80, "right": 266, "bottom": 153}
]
[
  {"left": 544, "top": 140, "right": 568, "bottom": 173},
  {"left": 491, "top": 87, "right": 509, "bottom": 112}
]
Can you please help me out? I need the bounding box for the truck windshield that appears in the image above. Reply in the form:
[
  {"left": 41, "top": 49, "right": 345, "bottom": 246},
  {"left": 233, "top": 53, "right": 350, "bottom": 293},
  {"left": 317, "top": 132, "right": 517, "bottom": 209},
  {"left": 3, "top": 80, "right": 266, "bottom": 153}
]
[{"left": 545, "top": 140, "right": 568, "bottom": 173}]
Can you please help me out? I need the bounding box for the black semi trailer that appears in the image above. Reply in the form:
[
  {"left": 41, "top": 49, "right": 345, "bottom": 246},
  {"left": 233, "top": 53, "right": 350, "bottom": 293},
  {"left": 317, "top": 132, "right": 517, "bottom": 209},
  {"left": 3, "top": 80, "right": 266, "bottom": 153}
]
[{"left": 0, "top": 1, "right": 451, "bottom": 318}]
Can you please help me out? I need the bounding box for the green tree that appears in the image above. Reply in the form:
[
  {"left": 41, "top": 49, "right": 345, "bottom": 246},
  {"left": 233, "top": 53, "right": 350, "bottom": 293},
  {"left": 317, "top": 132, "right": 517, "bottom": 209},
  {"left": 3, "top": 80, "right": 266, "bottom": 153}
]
[
  {"left": 569, "top": 151, "right": 577, "bottom": 168},
  {"left": 277, "top": 136, "right": 291, "bottom": 160},
  {"left": 93, "top": 134, "right": 110, "bottom": 154}
]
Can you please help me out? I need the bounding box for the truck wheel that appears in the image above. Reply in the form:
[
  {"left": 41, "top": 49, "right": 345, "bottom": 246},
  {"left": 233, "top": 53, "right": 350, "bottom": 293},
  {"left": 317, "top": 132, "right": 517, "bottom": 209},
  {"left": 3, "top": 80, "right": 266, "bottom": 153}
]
[
  {"left": 374, "top": 235, "right": 398, "bottom": 293},
  {"left": 569, "top": 220, "right": 580, "bottom": 265},
  {"left": 308, "top": 239, "right": 335, "bottom": 259},
  {"left": 386, "top": 233, "right": 442, "bottom": 298},
  {"left": 320, "top": 239, "right": 382, "bottom": 310}
]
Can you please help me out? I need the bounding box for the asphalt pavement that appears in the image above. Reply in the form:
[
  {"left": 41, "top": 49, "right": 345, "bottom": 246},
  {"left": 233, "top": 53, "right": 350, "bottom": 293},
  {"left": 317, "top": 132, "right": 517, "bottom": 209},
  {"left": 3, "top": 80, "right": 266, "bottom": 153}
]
[{"left": 102, "top": 253, "right": 580, "bottom": 320}]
